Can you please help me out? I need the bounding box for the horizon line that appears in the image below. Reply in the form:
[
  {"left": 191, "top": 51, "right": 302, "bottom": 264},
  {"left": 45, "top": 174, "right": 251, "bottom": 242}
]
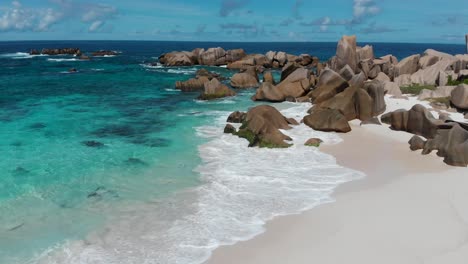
[{"left": 0, "top": 39, "right": 465, "bottom": 46}]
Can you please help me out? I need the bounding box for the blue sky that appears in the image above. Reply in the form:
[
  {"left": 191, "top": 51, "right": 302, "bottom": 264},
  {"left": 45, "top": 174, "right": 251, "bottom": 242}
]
[{"left": 0, "top": 0, "right": 467, "bottom": 43}]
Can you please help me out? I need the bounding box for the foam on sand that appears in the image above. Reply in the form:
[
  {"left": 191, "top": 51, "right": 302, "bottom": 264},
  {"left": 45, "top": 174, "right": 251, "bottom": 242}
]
[{"left": 30, "top": 103, "right": 364, "bottom": 264}]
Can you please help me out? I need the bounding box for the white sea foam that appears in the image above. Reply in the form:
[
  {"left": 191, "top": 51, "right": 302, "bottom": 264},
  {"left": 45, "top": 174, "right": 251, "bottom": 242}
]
[
  {"left": 47, "top": 58, "right": 83, "bottom": 62},
  {"left": 0, "top": 52, "right": 48, "bottom": 59},
  {"left": 30, "top": 103, "right": 364, "bottom": 264}
]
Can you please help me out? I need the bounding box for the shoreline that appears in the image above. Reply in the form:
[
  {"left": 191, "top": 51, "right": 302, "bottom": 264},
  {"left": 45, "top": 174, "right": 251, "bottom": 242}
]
[{"left": 205, "top": 98, "right": 468, "bottom": 264}]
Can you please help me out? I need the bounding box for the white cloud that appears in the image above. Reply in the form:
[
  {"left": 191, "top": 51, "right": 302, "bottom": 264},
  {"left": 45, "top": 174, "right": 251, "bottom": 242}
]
[
  {"left": 0, "top": 1, "right": 62, "bottom": 31},
  {"left": 88, "top": 20, "right": 104, "bottom": 32},
  {"left": 320, "top": 16, "right": 331, "bottom": 32},
  {"left": 81, "top": 4, "right": 117, "bottom": 23},
  {"left": 353, "top": 0, "right": 380, "bottom": 21}
]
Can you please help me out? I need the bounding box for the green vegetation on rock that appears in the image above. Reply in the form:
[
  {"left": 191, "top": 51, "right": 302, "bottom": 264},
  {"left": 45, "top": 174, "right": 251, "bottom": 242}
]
[
  {"left": 234, "top": 128, "right": 291, "bottom": 148},
  {"left": 447, "top": 76, "right": 468, "bottom": 86},
  {"left": 426, "top": 96, "right": 451, "bottom": 108},
  {"left": 400, "top": 83, "right": 436, "bottom": 95}
]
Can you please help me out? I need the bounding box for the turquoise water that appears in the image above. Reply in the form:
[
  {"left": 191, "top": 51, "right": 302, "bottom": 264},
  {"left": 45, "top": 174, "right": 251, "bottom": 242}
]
[{"left": 0, "top": 41, "right": 465, "bottom": 263}]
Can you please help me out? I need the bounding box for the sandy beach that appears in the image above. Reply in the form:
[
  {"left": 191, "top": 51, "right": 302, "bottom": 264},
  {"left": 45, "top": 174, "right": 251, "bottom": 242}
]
[{"left": 205, "top": 98, "right": 468, "bottom": 264}]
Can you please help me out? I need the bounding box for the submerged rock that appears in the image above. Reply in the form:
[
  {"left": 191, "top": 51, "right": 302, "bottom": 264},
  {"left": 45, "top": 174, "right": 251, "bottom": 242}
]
[{"left": 82, "top": 140, "right": 105, "bottom": 148}]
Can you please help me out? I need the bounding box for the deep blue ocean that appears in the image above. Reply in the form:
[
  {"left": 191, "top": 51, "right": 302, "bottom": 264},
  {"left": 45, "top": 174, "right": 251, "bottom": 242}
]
[{"left": 0, "top": 41, "right": 465, "bottom": 264}]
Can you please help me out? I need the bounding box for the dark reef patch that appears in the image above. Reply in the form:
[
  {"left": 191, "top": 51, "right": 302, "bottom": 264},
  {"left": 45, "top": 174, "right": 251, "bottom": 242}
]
[{"left": 82, "top": 140, "right": 105, "bottom": 148}]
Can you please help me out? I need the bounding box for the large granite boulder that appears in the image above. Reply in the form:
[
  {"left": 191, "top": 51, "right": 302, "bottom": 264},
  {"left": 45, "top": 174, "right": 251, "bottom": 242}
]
[
  {"left": 356, "top": 45, "right": 374, "bottom": 62},
  {"left": 310, "top": 68, "right": 349, "bottom": 104},
  {"left": 450, "top": 84, "right": 468, "bottom": 110},
  {"left": 230, "top": 68, "right": 259, "bottom": 89},
  {"left": 330, "top": 36, "right": 358, "bottom": 72},
  {"left": 393, "top": 54, "right": 420, "bottom": 77},
  {"left": 383, "top": 81, "right": 403, "bottom": 96},
  {"left": 375, "top": 72, "right": 391, "bottom": 82},
  {"left": 198, "top": 78, "right": 236, "bottom": 100},
  {"left": 418, "top": 55, "right": 441, "bottom": 69},
  {"left": 339, "top": 65, "right": 355, "bottom": 81},
  {"left": 281, "top": 62, "right": 301, "bottom": 81},
  {"left": 251, "top": 82, "right": 285, "bottom": 102},
  {"left": 175, "top": 69, "right": 220, "bottom": 91},
  {"left": 364, "top": 80, "right": 387, "bottom": 116},
  {"left": 418, "top": 86, "right": 456, "bottom": 100},
  {"left": 234, "top": 105, "right": 294, "bottom": 148},
  {"left": 276, "top": 68, "right": 312, "bottom": 98},
  {"left": 159, "top": 51, "right": 195, "bottom": 66},
  {"left": 274, "top": 52, "right": 288, "bottom": 67},
  {"left": 227, "top": 54, "right": 268, "bottom": 70},
  {"left": 334, "top": 35, "right": 358, "bottom": 73},
  {"left": 422, "top": 123, "right": 468, "bottom": 167},
  {"left": 303, "top": 108, "right": 351, "bottom": 133},
  {"left": 381, "top": 104, "right": 444, "bottom": 139},
  {"left": 316, "top": 85, "right": 374, "bottom": 121},
  {"left": 198, "top": 47, "right": 227, "bottom": 66}
]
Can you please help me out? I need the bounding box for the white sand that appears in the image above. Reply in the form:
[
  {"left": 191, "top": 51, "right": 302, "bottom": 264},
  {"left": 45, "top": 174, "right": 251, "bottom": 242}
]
[{"left": 205, "top": 96, "right": 468, "bottom": 264}]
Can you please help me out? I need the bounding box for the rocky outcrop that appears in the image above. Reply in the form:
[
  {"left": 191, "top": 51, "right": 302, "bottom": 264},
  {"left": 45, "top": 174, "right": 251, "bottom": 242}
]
[
  {"left": 233, "top": 105, "right": 295, "bottom": 148},
  {"left": 159, "top": 51, "right": 195, "bottom": 66},
  {"left": 230, "top": 68, "right": 259, "bottom": 89},
  {"left": 303, "top": 108, "right": 351, "bottom": 133},
  {"left": 176, "top": 76, "right": 209, "bottom": 92},
  {"left": 410, "top": 58, "right": 455, "bottom": 85},
  {"left": 92, "top": 50, "right": 119, "bottom": 56},
  {"left": 450, "top": 84, "right": 468, "bottom": 110},
  {"left": 175, "top": 69, "right": 219, "bottom": 92},
  {"left": 381, "top": 104, "right": 444, "bottom": 139},
  {"left": 159, "top": 48, "right": 246, "bottom": 66},
  {"left": 421, "top": 123, "right": 468, "bottom": 167},
  {"left": 34, "top": 48, "right": 81, "bottom": 56},
  {"left": 198, "top": 78, "right": 236, "bottom": 100}
]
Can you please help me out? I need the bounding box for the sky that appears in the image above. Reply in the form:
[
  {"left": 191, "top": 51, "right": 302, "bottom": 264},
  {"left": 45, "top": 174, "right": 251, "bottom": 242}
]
[{"left": 0, "top": 0, "right": 467, "bottom": 43}]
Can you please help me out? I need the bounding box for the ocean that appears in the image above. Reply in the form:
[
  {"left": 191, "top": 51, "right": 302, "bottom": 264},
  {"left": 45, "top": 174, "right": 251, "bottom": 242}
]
[{"left": 0, "top": 41, "right": 465, "bottom": 264}]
